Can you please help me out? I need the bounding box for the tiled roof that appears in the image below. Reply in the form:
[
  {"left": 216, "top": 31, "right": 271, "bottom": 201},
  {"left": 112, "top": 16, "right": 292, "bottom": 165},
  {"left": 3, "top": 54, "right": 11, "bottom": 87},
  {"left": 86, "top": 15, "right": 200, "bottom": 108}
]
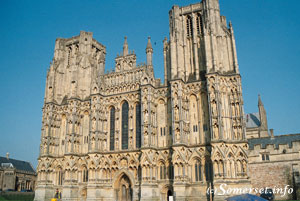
[
  {"left": 244, "top": 113, "right": 260, "bottom": 128},
  {"left": 248, "top": 133, "right": 300, "bottom": 150},
  {"left": 0, "top": 156, "right": 35, "bottom": 174}
]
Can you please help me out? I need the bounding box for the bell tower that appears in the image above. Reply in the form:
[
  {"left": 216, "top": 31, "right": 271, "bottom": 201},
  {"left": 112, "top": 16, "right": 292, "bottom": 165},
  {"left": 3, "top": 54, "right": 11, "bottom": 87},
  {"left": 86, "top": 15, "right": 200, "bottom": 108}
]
[
  {"left": 165, "top": 0, "right": 250, "bottom": 195},
  {"left": 166, "top": 0, "right": 240, "bottom": 82},
  {"left": 44, "top": 31, "right": 106, "bottom": 104}
]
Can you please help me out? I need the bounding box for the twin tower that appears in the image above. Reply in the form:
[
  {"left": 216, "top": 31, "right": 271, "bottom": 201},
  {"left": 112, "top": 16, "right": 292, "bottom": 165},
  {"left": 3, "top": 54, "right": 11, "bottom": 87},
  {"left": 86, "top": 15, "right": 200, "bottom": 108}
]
[{"left": 35, "top": 0, "right": 249, "bottom": 201}]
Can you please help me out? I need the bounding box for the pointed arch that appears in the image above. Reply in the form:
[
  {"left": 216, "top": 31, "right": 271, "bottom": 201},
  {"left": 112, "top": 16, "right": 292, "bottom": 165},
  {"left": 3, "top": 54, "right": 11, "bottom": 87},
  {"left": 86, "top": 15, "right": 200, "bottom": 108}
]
[
  {"left": 212, "top": 146, "right": 225, "bottom": 160},
  {"left": 113, "top": 172, "right": 133, "bottom": 201},
  {"left": 158, "top": 160, "right": 167, "bottom": 180},
  {"left": 122, "top": 101, "right": 129, "bottom": 150},
  {"left": 135, "top": 102, "right": 141, "bottom": 148},
  {"left": 194, "top": 158, "right": 202, "bottom": 182},
  {"left": 109, "top": 106, "right": 115, "bottom": 151},
  {"left": 112, "top": 170, "right": 135, "bottom": 189}
]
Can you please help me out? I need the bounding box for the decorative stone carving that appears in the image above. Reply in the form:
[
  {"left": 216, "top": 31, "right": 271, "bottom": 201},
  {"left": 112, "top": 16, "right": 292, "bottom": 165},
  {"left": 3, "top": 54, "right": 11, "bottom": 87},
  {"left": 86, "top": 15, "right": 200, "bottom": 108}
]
[{"left": 36, "top": 1, "right": 251, "bottom": 199}]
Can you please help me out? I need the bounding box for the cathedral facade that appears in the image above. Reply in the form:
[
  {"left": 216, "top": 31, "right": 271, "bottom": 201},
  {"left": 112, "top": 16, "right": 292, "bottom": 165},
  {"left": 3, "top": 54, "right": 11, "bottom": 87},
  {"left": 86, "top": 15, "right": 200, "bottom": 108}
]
[{"left": 35, "top": 0, "right": 250, "bottom": 200}]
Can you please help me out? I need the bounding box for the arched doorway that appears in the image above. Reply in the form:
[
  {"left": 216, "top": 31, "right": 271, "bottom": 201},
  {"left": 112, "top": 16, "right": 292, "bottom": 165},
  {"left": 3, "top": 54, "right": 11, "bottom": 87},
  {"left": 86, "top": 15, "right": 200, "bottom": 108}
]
[
  {"left": 161, "top": 185, "right": 173, "bottom": 201},
  {"left": 116, "top": 174, "right": 132, "bottom": 201}
]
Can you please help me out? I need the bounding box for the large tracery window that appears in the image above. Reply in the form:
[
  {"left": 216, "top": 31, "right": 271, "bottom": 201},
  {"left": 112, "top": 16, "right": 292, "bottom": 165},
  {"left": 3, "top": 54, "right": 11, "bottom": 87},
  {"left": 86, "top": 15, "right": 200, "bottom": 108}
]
[
  {"left": 122, "top": 101, "right": 129, "bottom": 150},
  {"left": 136, "top": 103, "right": 141, "bottom": 148},
  {"left": 110, "top": 107, "right": 115, "bottom": 151}
]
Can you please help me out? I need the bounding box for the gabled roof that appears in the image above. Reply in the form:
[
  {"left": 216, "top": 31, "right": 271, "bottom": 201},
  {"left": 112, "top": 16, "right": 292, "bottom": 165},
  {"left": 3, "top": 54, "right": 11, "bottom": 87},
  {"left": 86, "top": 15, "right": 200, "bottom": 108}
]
[
  {"left": 0, "top": 156, "right": 35, "bottom": 174},
  {"left": 244, "top": 113, "right": 260, "bottom": 128}
]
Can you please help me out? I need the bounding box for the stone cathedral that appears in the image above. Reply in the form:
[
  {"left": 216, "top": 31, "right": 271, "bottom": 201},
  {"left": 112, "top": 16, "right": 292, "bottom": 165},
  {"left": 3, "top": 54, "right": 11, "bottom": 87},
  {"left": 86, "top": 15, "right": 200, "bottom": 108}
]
[{"left": 35, "top": 0, "right": 251, "bottom": 200}]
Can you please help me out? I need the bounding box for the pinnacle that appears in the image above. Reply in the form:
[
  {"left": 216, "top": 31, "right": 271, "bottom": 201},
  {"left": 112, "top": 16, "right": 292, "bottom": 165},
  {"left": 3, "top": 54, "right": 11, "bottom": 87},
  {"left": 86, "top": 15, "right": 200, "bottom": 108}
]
[
  {"left": 146, "top": 36, "right": 152, "bottom": 50},
  {"left": 258, "top": 94, "right": 264, "bottom": 106}
]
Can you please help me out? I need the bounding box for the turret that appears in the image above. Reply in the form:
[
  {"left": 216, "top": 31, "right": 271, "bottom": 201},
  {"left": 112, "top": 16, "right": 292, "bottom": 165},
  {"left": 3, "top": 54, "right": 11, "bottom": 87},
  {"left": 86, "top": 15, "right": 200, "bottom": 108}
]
[{"left": 146, "top": 37, "right": 153, "bottom": 66}]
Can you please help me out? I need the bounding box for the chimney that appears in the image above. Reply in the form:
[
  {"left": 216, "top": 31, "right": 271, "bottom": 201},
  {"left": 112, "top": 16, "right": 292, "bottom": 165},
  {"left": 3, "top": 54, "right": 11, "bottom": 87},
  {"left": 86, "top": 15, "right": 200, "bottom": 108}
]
[
  {"left": 270, "top": 129, "right": 274, "bottom": 138},
  {"left": 6, "top": 152, "right": 9, "bottom": 160}
]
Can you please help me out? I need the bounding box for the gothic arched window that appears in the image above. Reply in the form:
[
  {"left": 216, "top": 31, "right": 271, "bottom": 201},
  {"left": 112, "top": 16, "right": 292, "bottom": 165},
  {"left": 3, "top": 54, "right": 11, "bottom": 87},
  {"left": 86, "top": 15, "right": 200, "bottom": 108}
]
[
  {"left": 186, "top": 15, "right": 193, "bottom": 37},
  {"left": 136, "top": 103, "right": 141, "bottom": 148},
  {"left": 196, "top": 14, "right": 204, "bottom": 35},
  {"left": 122, "top": 101, "right": 129, "bottom": 150},
  {"left": 82, "top": 167, "right": 88, "bottom": 182},
  {"left": 195, "top": 160, "right": 202, "bottom": 181},
  {"left": 110, "top": 107, "right": 115, "bottom": 151},
  {"left": 159, "top": 162, "right": 166, "bottom": 180}
]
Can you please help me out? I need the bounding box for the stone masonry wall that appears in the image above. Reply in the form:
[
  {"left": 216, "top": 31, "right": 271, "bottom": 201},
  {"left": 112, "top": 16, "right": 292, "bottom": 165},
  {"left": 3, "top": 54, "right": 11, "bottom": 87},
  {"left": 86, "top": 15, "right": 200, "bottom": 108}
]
[{"left": 249, "top": 162, "right": 293, "bottom": 200}]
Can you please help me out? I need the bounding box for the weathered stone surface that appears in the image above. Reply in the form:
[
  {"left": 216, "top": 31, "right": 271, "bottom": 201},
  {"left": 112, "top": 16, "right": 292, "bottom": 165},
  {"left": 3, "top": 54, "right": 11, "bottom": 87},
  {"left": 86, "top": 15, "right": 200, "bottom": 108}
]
[{"left": 35, "top": 0, "right": 254, "bottom": 200}]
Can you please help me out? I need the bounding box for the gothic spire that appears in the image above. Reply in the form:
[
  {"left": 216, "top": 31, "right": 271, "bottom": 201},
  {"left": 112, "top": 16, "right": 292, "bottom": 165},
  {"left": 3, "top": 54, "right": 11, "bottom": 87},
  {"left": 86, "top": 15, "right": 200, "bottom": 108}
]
[
  {"left": 258, "top": 94, "right": 268, "bottom": 135},
  {"left": 258, "top": 94, "right": 264, "bottom": 106}
]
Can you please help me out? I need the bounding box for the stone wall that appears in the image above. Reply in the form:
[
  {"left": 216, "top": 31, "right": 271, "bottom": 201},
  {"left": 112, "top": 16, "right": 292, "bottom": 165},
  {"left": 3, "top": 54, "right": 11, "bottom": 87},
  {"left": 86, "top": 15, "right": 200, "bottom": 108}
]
[
  {"left": 1, "top": 169, "right": 15, "bottom": 191},
  {"left": 249, "top": 162, "right": 292, "bottom": 199},
  {"left": 248, "top": 137, "right": 300, "bottom": 200}
]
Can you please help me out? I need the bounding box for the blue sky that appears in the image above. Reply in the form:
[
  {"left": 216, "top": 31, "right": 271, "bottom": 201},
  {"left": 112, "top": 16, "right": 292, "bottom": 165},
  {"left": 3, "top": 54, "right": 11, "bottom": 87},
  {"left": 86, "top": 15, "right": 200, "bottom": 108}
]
[{"left": 0, "top": 0, "right": 299, "bottom": 168}]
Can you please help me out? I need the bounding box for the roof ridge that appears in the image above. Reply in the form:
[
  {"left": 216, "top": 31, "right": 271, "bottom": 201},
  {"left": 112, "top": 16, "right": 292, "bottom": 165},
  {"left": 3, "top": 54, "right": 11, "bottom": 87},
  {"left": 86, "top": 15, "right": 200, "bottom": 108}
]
[{"left": 0, "top": 156, "right": 30, "bottom": 163}]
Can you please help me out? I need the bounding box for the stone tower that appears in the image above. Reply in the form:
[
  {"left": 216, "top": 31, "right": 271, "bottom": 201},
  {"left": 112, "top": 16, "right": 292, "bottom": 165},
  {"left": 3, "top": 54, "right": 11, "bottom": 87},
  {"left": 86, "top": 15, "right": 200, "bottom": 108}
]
[
  {"left": 164, "top": 0, "right": 249, "bottom": 198},
  {"left": 45, "top": 31, "right": 106, "bottom": 104},
  {"left": 35, "top": 1, "right": 250, "bottom": 201}
]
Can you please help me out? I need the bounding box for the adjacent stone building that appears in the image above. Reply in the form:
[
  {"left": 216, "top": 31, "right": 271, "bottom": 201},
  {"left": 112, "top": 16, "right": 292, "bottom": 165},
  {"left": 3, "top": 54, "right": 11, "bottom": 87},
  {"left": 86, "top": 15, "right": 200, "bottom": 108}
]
[
  {"left": 34, "top": 0, "right": 298, "bottom": 200},
  {"left": 0, "top": 154, "right": 36, "bottom": 191},
  {"left": 245, "top": 96, "right": 300, "bottom": 200}
]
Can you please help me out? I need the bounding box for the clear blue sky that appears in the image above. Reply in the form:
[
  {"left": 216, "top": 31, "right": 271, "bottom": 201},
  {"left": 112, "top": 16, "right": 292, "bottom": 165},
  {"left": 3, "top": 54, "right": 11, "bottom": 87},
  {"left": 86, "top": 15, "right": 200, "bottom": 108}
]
[{"left": 0, "top": 0, "right": 299, "bottom": 168}]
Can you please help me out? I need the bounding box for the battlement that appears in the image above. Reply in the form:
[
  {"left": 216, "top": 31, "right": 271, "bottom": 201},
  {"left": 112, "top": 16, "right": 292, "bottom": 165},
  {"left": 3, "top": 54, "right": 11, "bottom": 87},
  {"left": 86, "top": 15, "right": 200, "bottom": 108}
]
[
  {"left": 54, "top": 31, "right": 106, "bottom": 62},
  {"left": 171, "top": 2, "right": 203, "bottom": 15},
  {"left": 248, "top": 133, "right": 300, "bottom": 150}
]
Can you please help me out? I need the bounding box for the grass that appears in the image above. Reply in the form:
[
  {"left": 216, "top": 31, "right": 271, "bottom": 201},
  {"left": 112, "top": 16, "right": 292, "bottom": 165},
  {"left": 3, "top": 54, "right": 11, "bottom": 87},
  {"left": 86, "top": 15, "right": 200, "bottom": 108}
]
[{"left": 0, "top": 193, "right": 34, "bottom": 201}]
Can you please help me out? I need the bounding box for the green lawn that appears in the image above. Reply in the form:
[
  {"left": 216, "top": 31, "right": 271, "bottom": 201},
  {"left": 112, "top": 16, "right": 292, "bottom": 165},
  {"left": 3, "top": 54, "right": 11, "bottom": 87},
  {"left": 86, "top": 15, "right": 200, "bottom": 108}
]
[{"left": 0, "top": 193, "right": 34, "bottom": 201}]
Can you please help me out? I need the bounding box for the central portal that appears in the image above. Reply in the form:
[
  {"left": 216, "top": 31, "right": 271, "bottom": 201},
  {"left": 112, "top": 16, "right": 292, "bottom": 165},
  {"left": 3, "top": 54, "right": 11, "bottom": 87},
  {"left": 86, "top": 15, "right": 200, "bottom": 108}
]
[{"left": 116, "top": 174, "right": 132, "bottom": 201}]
